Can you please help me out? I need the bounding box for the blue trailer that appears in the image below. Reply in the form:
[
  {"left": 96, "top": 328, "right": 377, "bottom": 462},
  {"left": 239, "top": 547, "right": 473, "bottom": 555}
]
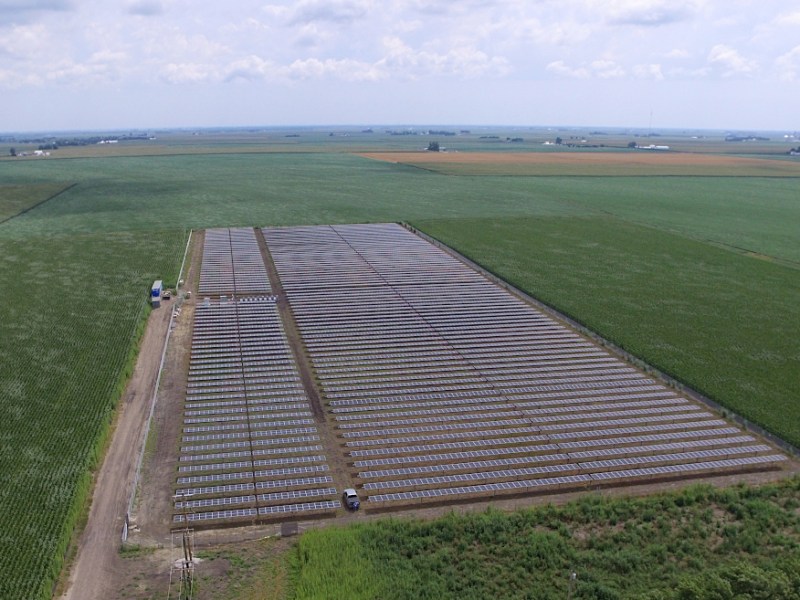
[{"left": 151, "top": 280, "right": 163, "bottom": 307}]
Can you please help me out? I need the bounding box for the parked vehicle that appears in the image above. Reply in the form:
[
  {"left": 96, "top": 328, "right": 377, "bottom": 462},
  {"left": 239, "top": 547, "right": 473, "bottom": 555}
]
[{"left": 342, "top": 488, "right": 360, "bottom": 510}]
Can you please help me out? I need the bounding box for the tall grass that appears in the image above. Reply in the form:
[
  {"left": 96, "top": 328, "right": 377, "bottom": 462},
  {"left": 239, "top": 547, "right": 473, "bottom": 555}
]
[
  {"left": 289, "top": 526, "right": 384, "bottom": 600},
  {"left": 288, "top": 478, "right": 800, "bottom": 600}
]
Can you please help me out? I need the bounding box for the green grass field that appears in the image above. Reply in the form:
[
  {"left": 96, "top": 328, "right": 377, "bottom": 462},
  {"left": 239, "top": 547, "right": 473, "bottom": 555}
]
[
  {"left": 0, "top": 136, "right": 798, "bottom": 599},
  {"left": 0, "top": 183, "right": 73, "bottom": 222}
]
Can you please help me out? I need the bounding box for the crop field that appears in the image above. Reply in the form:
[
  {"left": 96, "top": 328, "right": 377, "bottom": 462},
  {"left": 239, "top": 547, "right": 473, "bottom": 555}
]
[
  {"left": 360, "top": 150, "right": 800, "bottom": 177},
  {"left": 0, "top": 228, "right": 187, "bottom": 599},
  {"left": 288, "top": 477, "right": 800, "bottom": 600},
  {"left": 0, "top": 130, "right": 798, "bottom": 598},
  {"left": 0, "top": 183, "right": 74, "bottom": 222}
]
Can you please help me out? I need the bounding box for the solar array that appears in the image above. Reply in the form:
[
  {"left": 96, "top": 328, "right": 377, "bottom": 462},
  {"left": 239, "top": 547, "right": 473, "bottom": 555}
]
[
  {"left": 198, "top": 228, "right": 271, "bottom": 296},
  {"left": 174, "top": 228, "right": 339, "bottom": 526},
  {"left": 264, "top": 223, "right": 786, "bottom": 508}
]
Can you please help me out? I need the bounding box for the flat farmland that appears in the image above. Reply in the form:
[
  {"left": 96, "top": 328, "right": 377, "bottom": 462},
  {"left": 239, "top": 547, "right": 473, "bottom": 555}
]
[
  {"left": 360, "top": 151, "right": 800, "bottom": 177},
  {"left": 0, "top": 229, "right": 187, "bottom": 600},
  {"left": 1, "top": 137, "right": 799, "bottom": 599},
  {"left": 0, "top": 183, "right": 74, "bottom": 222}
]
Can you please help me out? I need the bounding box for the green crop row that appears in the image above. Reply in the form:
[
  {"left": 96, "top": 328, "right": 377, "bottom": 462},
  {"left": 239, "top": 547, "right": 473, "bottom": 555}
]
[
  {"left": 0, "top": 183, "right": 74, "bottom": 223},
  {"left": 0, "top": 230, "right": 187, "bottom": 600},
  {"left": 288, "top": 477, "right": 800, "bottom": 600},
  {"left": 3, "top": 155, "right": 798, "bottom": 264}
]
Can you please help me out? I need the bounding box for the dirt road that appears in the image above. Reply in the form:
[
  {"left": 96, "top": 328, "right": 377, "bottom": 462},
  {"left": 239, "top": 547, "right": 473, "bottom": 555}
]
[{"left": 60, "top": 303, "right": 172, "bottom": 600}]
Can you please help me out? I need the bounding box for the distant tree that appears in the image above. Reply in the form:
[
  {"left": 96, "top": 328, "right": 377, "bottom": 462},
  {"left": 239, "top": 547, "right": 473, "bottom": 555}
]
[
  {"left": 627, "top": 141, "right": 637, "bottom": 148},
  {"left": 427, "top": 141, "right": 440, "bottom": 152},
  {"left": 555, "top": 137, "right": 562, "bottom": 145},
  {"left": 9, "top": 147, "right": 16, "bottom": 156}
]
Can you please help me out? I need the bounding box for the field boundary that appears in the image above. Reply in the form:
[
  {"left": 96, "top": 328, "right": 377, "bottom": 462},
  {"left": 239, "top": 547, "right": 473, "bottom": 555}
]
[
  {"left": 405, "top": 222, "right": 800, "bottom": 459},
  {"left": 361, "top": 152, "right": 800, "bottom": 177},
  {"left": 0, "top": 182, "right": 77, "bottom": 227},
  {"left": 125, "top": 228, "right": 194, "bottom": 532}
]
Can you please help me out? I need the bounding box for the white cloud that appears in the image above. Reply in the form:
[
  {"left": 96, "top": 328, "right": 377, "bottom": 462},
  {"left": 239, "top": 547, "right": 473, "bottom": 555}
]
[
  {"left": 283, "top": 57, "right": 382, "bottom": 81},
  {"left": 775, "top": 45, "right": 800, "bottom": 82},
  {"left": 665, "top": 48, "right": 690, "bottom": 59},
  {"left": 510, "top": 16, "right": 594, "bottom": 46},
  {"left": 545, "top": 58, "right": 628, "bottom": 79},
  {"left": 632, "top": 63, "right": 664, "bottom": 79},
  {"left": 261, "top": 4, "right": 290, "bottom": 20},
  {"left": 287, "top": 0, "right": 371, "bottom": 25},
  {"left": 592, "top": 59, "right": 625, "bottom": 78},
  {"left": 402, "top": 0, "right": 499, "bottom": 17},
  {"left": 0, "top": 66, "right": 43, "bottom": 87},
  {"left": 600, "top": 0, "right": 703, "bottom": 27},
  {"left": 0, "top": 0, "right": 798, "bottom": 130},
  {"left": 0, "top": 23, "right": 49, "bottom": 58},
  {"left": 380, "top": 36, "right": 510, "bottom": 79},
  {"left": 774, "top": 11, "right": 800, "bottom": 26},
  {"left": 143, "top": 32, "right": 231, "bottom": 63},
  {"left": 708, "top": 44, "right": 757, "bottom": 76},
  {"left": 546, "top": 60, "right": 590, "bottom": 79},
  {"left": 160, "top": 62, "right": 218, "bottom": 84},
  {"left": 224, "top": 55, "right": 274, "bottom": 82}
]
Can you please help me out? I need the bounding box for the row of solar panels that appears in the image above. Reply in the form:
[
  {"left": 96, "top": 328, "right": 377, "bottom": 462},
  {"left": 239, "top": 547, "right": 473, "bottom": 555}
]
[
  {"left": 263, "top": 223, "right": 785, "bottom": 508},
  {"left": 198, "top": 228, "right": 271, "bottom": 296},
  {"left": 352, "top": 431, "right": 755, "bottom": 467},
  {"left": 173, "top": 291, "right": 339, "bottom": 526}
]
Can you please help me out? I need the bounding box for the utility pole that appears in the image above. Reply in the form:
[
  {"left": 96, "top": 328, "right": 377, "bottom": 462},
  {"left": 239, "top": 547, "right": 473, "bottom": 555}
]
[{"left": 173, "top": 491, "right": 194, "bottom": 600}]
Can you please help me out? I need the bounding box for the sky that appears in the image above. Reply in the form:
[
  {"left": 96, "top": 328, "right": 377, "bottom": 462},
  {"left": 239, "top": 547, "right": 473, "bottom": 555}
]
[{"left": 1, "top": 0, "right": 799, "bottom": 132}]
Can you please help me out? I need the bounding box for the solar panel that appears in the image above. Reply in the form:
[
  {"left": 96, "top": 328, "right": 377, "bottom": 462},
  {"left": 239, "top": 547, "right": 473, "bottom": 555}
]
[
  {"left": 171, "top": 223, "right": 790, "bottom": 518},
  {"left": 367, "top": 475, "right": 593, "bottom": 503}
]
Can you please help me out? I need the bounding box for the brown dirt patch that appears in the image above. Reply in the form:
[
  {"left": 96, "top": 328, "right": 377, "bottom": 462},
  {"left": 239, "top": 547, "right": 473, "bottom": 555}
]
[
  {"left": 359, "top": 151, "right": 800, "bottom": 176},
  {"left": 131, "top": 229, "right": 203, "bottom": 544}
]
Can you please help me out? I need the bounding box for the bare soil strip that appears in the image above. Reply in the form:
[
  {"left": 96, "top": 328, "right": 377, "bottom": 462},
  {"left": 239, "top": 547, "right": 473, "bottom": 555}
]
[
  {"left": 359, "top": 151, "right": 800, "bottom": 176},
  {"left": 131, "top": 230, "right": 204, "bottom": 543},
  {"left": 257, "top": 228, "right": 325, "bottom": 423}
]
